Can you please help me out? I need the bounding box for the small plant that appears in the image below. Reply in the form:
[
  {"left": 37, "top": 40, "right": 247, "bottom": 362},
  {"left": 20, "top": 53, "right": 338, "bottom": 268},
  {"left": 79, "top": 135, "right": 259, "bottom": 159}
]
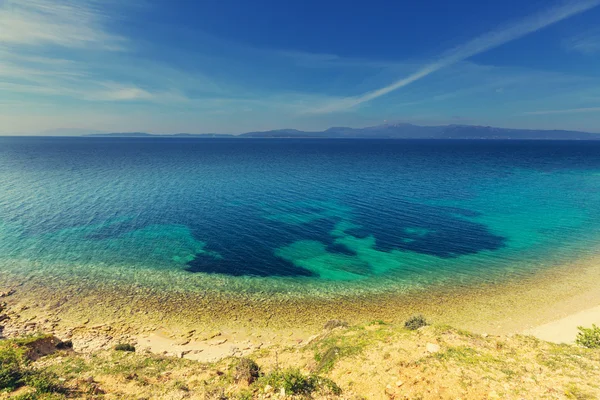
[
  {"left": 404, "top": 314, "right": 429, "bottom": 331},
  {"left": 114, "top": 343, "right": 136, "bottom": 352},
  {"left": 576, "top": 325, "right": 600, "bottom": 349},
  {"left": 233, "top": 358, "right": 260, "bottom": 384}
]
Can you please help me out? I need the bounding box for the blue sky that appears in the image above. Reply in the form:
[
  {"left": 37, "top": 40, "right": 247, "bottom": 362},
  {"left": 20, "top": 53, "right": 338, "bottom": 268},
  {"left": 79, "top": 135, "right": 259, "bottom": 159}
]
[{"left": 1, "top": 0, "right": 600, "bottom": 134}]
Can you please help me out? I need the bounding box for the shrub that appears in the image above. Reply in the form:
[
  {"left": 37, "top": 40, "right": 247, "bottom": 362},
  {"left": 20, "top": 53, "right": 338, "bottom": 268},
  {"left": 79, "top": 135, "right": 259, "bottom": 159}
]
[
  {"left": 233, "top": 358, "right": 260, "bottom": 384},
  {"left": 404, "top": 315, "right": 429, "bottom": 331},
  {"left": 23, "top": 371, "right": 65, "bottom": 394},
  {"left": 576, "top": 325, "right": 600, "bottom": 349},
  {"left": 258, "top": 368, "right": 341, "bottom": 396},
  {"left": 55, "top": 340, "right": 73, "bottom": 350},
  {"left": 323, "top": 320, "right": 348, "bottom": 330},
  {"left": 114, "top": 343, "right": 136, "bottom": 352},
  {"left": 0, "top": 344, "right": 25, "bottom": 391}
]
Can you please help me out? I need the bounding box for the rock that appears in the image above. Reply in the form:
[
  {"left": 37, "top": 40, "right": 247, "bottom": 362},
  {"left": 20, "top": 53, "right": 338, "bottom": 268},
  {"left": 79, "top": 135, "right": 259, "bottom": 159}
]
[
  {"left": 85, "top": 376, "right": 95, "bottom": 384},
  {"left": 184, "top": 329, "right": 196, "bottom": 338},
  {"left": 426, "top": 343, "right": 440, "bottom": 353},
  {"left": 174, "top": 338, "right": 190, "bottom": 346},
  {"left": 264, "top": 384, "right": 273, "bottom": 393},
  {"left": 396, "top": 380, "right": 404, "bottom": 387},
  {"left": 179, "top": 350, "right": 192, "bottom": 358},
  {"left": 0, "top": 289, "right": 16, "bottom": 298},
  {"left": 279, "top": 387, "right": 285, "bottom": 397}
]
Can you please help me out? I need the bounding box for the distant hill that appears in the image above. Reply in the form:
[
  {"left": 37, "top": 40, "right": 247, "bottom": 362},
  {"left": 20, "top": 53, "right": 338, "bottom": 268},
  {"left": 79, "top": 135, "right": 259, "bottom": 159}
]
[
  {"left": 83, "top": 123, "right": 600, "bottom": 140},
  {"left": 88, "top": 132, "right": 235, "bottom": 138},
  {"left": 240, "top": 123, "right": 600, "bottom": 140}
]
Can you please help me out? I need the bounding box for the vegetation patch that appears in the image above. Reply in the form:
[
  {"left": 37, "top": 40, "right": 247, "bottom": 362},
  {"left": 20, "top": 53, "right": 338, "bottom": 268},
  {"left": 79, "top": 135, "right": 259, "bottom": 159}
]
[
  {"left": 576, "top": 325, "right": 600, "bottom": 349},
  {"left": 0, "top": 339, "right": 68, "bottom": 396},
  {"left": 258, "top": 368, "right": 341, "bottom": 397},
  {"left": 323, "top": 320, "right": 348, "bottom": 330},
  {"left": 233, "top": 357, "right": 260, "bottom": 384},
  {"left": 114, "top": 343, "right": 136, "bottom": 352},
  {"left": 404, "top": 314, "right": 429, "bottom": 331}
]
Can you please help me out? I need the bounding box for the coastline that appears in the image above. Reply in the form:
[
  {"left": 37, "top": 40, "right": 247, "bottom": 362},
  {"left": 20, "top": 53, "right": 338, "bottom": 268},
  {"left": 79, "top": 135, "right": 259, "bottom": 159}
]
[{"left": 1, "top": 250, "right": 600, "bottom": 359}]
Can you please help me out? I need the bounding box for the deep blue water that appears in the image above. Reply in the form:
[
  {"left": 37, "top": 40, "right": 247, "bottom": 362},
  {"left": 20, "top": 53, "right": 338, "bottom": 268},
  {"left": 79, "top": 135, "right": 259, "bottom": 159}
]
[{"left": 1, "top": 137, "right": 599, "bottom": 295}]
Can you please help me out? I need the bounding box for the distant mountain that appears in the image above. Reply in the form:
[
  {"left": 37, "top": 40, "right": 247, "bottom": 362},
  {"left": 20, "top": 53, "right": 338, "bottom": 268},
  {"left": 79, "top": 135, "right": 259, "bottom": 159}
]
[
  {"left": 40, "top": 128, "right": 107, "bottom": 136},
  {"left": 240, "top": 123, "right": 600, "bottom": 140},
  {"left": 88, "top": 132, "right": 153, "bottom": 137},
  {"left": 88, "top": 132, "right": 235, "bottom": 138},
  {"left": 81, "top": 123, "right": 600, "bottom": 140}
]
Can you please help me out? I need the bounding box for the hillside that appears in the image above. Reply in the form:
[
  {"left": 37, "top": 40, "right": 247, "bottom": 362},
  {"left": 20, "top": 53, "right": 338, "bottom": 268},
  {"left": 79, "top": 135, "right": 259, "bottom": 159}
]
[{"left": 2, "top": 319, "right": 599, "bottom": 399}]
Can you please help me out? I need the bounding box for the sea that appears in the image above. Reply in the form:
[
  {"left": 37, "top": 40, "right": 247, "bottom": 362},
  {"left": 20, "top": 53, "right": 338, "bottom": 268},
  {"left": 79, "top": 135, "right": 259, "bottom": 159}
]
[{"left": 1, "top": 137, "right": 599, "bottom": 299}]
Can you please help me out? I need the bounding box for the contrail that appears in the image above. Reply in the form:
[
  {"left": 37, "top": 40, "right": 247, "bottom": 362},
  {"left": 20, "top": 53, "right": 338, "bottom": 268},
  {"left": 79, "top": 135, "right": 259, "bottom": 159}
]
[{"left": 312, "top": 0, "right": 600, "bottom": 113}]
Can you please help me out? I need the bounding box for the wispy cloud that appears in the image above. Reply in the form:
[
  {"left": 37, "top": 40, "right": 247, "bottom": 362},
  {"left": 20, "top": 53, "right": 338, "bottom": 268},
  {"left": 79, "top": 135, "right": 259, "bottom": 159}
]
[
  {"left": 523, "top": 106, "right": 600, "bottom": 115},
  {"left": 0, "top": 0, "right": 125, "bottom": 50},
  {"left": 562, "top": 29, "right": 600, "bottom": 54},
  {"left": 310, "top": 0, "right": 600, "bottom": 113}
]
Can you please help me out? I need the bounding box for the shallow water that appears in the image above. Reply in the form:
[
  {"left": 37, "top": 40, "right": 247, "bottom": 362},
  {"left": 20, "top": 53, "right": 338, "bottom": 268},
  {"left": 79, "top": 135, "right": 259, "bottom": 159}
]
[{"left": 1, "top": 138, "right": 599, "bottom": 297}]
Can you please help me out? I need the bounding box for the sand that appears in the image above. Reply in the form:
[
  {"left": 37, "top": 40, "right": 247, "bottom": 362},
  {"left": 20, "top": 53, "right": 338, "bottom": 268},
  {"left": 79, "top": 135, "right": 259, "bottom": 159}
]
[{"left": 523, "top": 304, "right": 600, "bottom": 344}]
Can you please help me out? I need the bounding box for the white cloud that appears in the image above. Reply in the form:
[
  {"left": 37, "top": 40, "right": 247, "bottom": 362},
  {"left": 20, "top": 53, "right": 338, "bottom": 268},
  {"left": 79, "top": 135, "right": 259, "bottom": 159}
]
[{"left": 310, "top": 0, "right": 600, "bottom": 113}]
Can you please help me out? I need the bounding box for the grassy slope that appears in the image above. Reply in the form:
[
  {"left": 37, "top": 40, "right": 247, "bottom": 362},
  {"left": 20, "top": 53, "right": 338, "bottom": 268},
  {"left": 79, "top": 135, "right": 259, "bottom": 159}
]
[{"left": 1, "top": 322, "right": 600, "bottom": 400}]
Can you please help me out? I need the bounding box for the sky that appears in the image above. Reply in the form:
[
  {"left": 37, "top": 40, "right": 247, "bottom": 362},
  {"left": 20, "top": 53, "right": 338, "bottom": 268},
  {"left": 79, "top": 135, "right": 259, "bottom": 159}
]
[{"left": 1, "top": 0, "right": 600, "bottom": 135}]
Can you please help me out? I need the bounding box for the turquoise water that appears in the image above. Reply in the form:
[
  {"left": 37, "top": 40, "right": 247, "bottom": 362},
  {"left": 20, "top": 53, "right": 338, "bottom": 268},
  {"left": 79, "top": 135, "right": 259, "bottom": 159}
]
[{"left": 0, "top": 137, "right": 599, "bottom": 297}]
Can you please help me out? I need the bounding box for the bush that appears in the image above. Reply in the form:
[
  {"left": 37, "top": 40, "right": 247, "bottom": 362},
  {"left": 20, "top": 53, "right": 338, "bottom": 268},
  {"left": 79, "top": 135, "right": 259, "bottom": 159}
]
[
  {"left": 233, "top": 358, "right": 260, "bottom": 384},
  {"left": 23, "top": 371, "right": 65, "bottom": 394},
  {"left": 0, "top": 342, "right": 67, "bottom": 396},
  {"left": 404, "top": 315, "right": 428, "bottom": 331},
  {"left": 259, "top": 368, "right": 341, "bottom": 396},
  {"left": 55, "top": 340, "right": 73, "bottom": 350},
  {"left": 323, "top": 320, "right": 348, "bottom": 330},
  {"left": 114, "top": 343, "right": 136, "bottom": 352},
  {"left": 0, "top": 344, "right": 25, "bottom": 391},
  {"left": 576, "top": 325, "right": 600, "bottom": 349}
]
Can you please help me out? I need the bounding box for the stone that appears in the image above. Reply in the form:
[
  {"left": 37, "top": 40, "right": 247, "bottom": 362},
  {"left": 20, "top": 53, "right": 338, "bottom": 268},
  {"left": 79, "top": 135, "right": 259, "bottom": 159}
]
[
  {"left": 264, "top": 384, "right": 273, "bottom": 393},
  {"left": 426, "top": 343, "right": 440, "bottom": 353},
  {"left": 0, "top": 289, "right": 16, "bottom": 298},
  {"left": 396, "top": 380, "right": 404, "bottom": 387}
]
